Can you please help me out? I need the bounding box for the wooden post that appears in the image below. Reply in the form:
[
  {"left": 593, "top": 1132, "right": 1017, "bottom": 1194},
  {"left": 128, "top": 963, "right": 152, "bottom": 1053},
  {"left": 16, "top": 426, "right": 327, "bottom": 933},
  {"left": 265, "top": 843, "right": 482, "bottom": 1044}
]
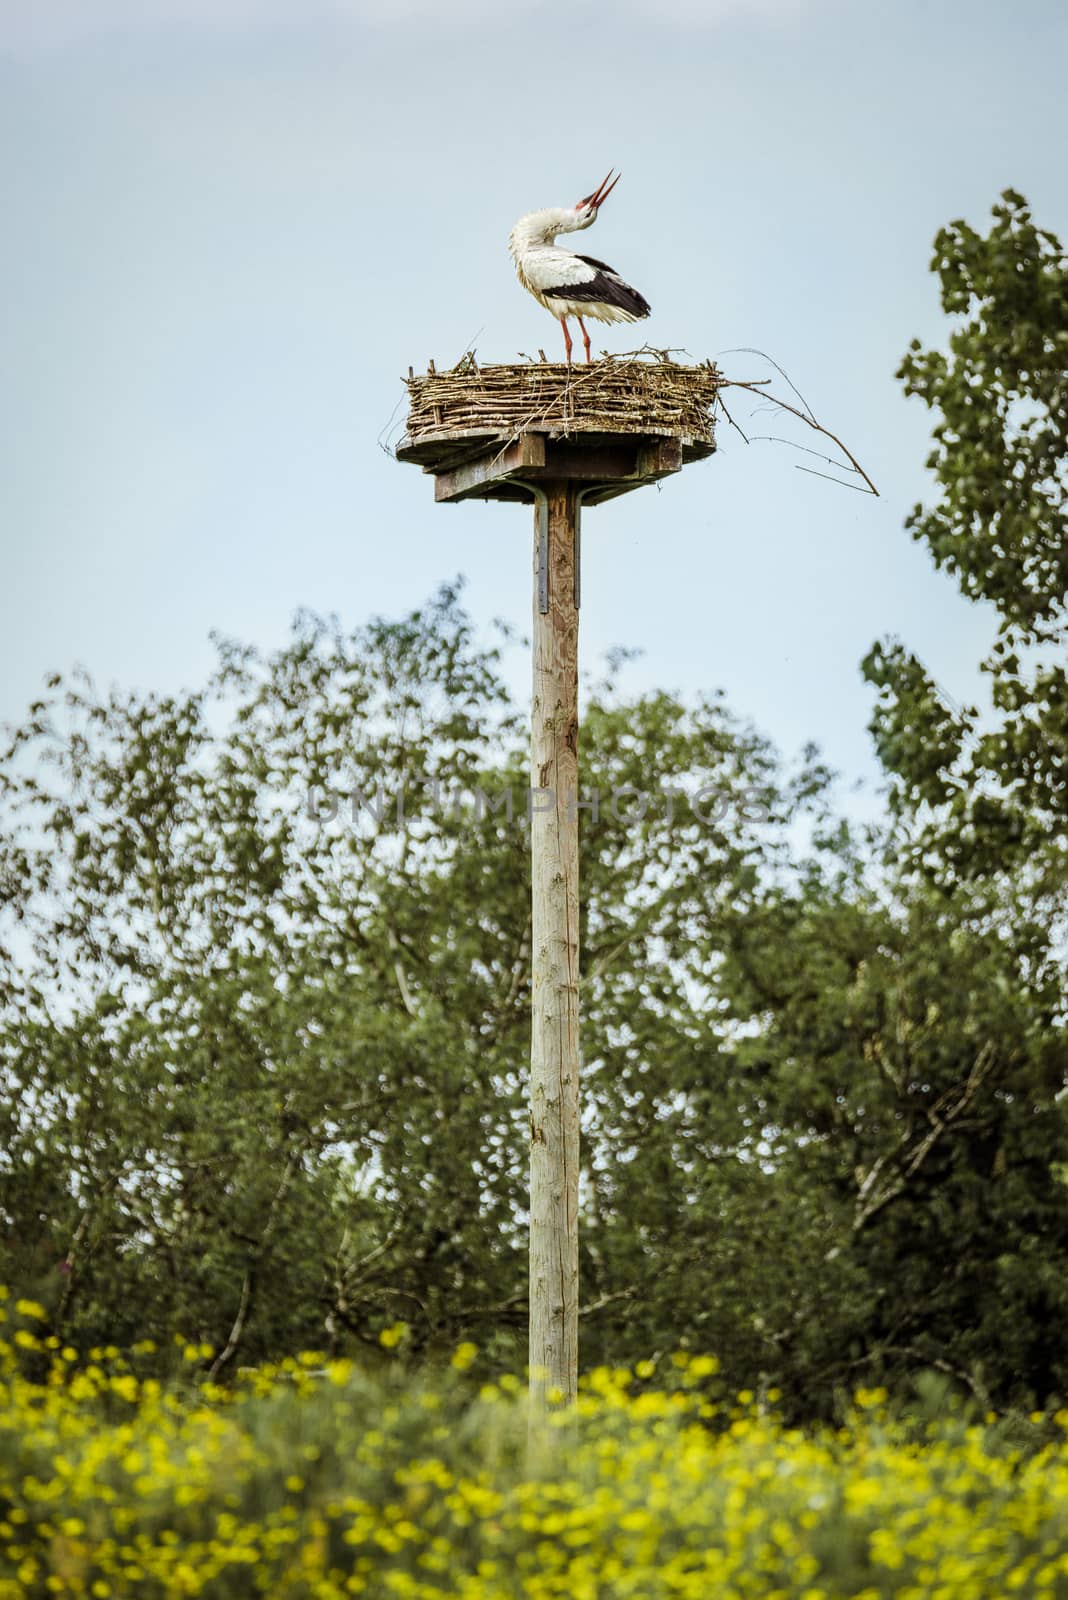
[{"left": 529, "top": 483, "right": 580, "bottom": 1407}]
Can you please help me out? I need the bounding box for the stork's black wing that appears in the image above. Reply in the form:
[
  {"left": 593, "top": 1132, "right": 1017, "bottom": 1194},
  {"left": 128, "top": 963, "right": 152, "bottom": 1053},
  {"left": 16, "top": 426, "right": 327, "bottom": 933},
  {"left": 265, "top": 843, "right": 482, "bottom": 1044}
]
[{"left": 543, "top": 253, "right": 651, "bottom": 318}]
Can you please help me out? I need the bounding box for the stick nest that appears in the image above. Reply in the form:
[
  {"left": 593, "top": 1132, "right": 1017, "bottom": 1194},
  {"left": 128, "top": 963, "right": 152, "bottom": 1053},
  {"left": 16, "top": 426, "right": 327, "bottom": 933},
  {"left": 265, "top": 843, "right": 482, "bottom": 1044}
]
[{"left": 397, "top": 350, "right": 722, "bottom": 468}]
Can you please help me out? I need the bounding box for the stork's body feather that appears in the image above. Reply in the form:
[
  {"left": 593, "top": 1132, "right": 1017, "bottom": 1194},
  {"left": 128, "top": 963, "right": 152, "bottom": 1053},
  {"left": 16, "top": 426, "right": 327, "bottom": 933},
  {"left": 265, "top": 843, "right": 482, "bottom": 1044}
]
[
  {"left": 508, "top": 176, "right": 650, "bottom": 362},
  {"left": 515, "top": 248, "right": 651, "bottom": 324}
]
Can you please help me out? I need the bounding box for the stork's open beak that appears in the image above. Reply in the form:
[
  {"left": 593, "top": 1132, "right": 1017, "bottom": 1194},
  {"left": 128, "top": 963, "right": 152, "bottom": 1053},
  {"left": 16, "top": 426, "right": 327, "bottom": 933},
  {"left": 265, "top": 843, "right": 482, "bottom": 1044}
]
[{"left": 577, "top": 169, "right": 621, "bottom": 212}]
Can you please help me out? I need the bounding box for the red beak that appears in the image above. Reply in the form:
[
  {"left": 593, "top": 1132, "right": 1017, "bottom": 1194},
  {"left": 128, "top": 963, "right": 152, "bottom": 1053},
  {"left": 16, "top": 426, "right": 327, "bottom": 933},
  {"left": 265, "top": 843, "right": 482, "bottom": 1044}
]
[{"left": 577, "top": 169, "right": 621, "bottom": 212}]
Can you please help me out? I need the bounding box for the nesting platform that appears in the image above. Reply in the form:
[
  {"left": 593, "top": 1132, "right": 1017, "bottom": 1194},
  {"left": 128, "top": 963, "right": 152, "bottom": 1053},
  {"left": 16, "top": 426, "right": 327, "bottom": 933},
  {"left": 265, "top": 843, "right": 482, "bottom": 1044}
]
[{"left": 396, "top": 354, "right": 721, "bottom": 506}]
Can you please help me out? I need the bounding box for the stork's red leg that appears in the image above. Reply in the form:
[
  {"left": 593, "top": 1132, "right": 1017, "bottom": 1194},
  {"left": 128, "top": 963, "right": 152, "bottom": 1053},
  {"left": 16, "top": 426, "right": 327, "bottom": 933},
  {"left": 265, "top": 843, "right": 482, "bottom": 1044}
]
[
  {"left": 577, "top": 317, "right": 592, "bottom": 364},
  {"left": 559, "top": 317, "right": 573, "bottom": 365}
]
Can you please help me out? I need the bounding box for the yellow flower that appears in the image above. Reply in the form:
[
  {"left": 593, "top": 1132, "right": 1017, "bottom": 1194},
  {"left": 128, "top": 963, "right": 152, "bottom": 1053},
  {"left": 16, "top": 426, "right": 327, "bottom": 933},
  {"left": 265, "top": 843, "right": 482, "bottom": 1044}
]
[
  {"left": 450, "top": 1342, "right": 478, "bottom": 1372},
  {"left": 689, "top": 1356, "right": 719, "bottom": 1378}
]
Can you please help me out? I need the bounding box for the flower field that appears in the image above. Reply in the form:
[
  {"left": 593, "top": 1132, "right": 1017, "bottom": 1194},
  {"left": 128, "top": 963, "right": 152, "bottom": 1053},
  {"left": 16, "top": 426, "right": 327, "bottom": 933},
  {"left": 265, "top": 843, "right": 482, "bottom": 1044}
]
[{"left": 3, "top": 1292, "right": 1068, "bottom": 1598}]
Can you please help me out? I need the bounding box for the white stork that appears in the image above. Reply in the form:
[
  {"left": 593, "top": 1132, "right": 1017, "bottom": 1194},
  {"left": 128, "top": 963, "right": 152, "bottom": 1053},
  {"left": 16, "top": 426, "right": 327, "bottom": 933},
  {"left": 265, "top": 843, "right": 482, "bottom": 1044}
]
[{"left": 508, "top": 170, "right": 651, "bottom": 364}]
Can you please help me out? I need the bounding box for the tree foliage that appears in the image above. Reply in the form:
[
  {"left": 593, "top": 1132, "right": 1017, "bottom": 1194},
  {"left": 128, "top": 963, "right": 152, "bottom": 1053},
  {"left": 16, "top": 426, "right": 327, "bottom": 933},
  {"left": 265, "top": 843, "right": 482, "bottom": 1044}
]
[
  {"left": 865, "top": 190, "right": 1068, "bottom": 887},
  {"left": 1, "top": 590, "right": 824, "bottom": 1381}
]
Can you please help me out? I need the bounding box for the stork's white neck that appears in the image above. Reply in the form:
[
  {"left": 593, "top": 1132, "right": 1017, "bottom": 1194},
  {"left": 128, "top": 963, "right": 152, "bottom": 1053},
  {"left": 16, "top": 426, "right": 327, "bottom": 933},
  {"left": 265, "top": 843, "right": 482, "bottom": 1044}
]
[{"left": 509, "top": 206, "right": 591, "bottom": 256}]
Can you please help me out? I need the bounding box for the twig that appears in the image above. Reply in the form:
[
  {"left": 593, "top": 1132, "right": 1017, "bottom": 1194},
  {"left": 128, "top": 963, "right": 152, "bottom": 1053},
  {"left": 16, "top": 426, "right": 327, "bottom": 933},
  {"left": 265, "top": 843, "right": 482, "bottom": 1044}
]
[
  {"left": 579, "top": 1288, "right": 636, "bottom": 1318},
  {"left": 716, "top": 391, "right": 751, "bottom": 446},
  {"left": 879, "top": 1344, "right": 993, "bottom": 1411},
  {"left": 208, "top": 1141, "right": 308, "bottom": 1378},
  {"left": 749, "top": 434, "right": 856, "bottom": 469},
  {"left": 797, "top": 466, "right": 875, "bottom": 493},
  {"left": 342, "top": 1219, "right": 406, "bottom": 1286},
  {"left": 387, "top": 925, "right": 418, "bottom": 1017},
  {"left": 720, "top": 377, "right": 879, "bottom": 496},
  {"left": 377, "top": 392, "right": 409, "bottom": 457},
  {"left": 459, "top": 1290, "right": 529, "bottom": 1320},
  {"left": 718, "top": 346, "right": 817, "bottom": 423},
  {"left": 851, "top": 1041, "right": 998, "bottom": 1234},
  {"left": 209, "top": 1270, "right": 253, "bottom": 1378}
]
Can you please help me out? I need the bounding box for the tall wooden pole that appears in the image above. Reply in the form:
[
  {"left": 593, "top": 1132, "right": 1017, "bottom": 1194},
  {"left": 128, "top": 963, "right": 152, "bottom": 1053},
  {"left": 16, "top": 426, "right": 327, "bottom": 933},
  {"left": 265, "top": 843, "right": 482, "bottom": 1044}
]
[
  {"left": 397, "top": 370, "right": 717, "bottom": 1402},
  {"left": 529, "top": 482, "right": 580, "bottom": 1407}
]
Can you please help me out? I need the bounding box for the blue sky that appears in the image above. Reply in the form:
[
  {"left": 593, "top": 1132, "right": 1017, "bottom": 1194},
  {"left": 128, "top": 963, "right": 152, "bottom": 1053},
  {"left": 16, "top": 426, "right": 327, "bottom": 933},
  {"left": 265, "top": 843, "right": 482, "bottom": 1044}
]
[{"left": 2, "top": 0, "right": 1065, "bottom": 808}]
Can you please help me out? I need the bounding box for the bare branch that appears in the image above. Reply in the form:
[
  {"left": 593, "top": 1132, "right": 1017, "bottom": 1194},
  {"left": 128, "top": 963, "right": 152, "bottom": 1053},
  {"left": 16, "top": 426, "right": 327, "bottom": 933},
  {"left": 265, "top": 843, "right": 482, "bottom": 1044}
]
[
  {"left": 718, "top": 375, "right": 879, "bottom": 497},
  {"left": 209, "top": 1270, "right": 253, "bottom": 1379},
  {"left": 387, "top": 925, "right": 419, "bottom": 1017},
  {"left": 851, "top": 1042, "right": 999, "bottom": 1234},
  {"left": 715, "top": 390, "right": 751, "bottom": 446},
  {"left": 749, "top": 435, "right": 863, "bottom": 472},
  {"left": 208, "top": 1141, "right": 309, "bottom": 1378},
  {"left": 458, "top": 1290, "right": 528, "bottom": 1320},
  {"left": 579, "top": 1288, "right": 637, "bottom": 1318},
  {"left": 796, "top": 466, "right": 875, "bottom": 494},
  {"left": 718, "top": 346, "right": 818, "bottom": 422},
  {"left": 341, "top": 1219, "right": 406, "bottom": 1287},
  {"left": 879, "top": 1344, "right": 993, "bottom": 1411}
]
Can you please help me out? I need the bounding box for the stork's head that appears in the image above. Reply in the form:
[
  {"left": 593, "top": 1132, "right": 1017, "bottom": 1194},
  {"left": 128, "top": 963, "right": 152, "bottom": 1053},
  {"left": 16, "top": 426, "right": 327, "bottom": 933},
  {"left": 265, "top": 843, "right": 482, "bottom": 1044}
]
[
  {"left": 571, "top": 168, "right": 621, "bottom": 231},
  {"left": 508, "top": 171, "right": 622, "bottom": 253}
]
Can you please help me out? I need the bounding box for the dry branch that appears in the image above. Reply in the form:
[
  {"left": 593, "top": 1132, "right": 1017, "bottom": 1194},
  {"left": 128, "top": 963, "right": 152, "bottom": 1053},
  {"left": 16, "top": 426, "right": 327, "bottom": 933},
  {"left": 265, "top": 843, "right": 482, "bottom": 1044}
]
[{"left": 720, "top": 376, "right": 879, "bottom": 496}]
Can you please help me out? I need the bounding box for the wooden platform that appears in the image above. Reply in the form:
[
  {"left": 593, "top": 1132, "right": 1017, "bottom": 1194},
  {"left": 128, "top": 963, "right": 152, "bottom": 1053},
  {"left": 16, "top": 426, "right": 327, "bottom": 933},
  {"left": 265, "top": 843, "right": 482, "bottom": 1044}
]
[{"left": 396, "top": 427, "right": 712, "bottom": 505}]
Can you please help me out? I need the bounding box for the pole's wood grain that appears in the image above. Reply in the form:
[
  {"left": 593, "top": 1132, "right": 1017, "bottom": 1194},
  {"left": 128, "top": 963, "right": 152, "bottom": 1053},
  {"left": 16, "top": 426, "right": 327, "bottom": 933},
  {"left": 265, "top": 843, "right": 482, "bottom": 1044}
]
[{"left": 529, "top": 482, "right": 580, "bottom": 1408}]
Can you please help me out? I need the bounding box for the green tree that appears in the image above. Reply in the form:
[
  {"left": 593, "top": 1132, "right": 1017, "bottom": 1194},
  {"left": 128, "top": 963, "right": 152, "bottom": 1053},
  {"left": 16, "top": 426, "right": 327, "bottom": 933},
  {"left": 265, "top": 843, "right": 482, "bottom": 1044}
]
[
  {"left": 864, "top": 189, "right": 1068, "bottom": 889},
  {"left": 830, "top": 188, "right": 1068, "bottom": 1406},
  {"left": 0, "top": 590, "right": 529, "bottom": 1364}
]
